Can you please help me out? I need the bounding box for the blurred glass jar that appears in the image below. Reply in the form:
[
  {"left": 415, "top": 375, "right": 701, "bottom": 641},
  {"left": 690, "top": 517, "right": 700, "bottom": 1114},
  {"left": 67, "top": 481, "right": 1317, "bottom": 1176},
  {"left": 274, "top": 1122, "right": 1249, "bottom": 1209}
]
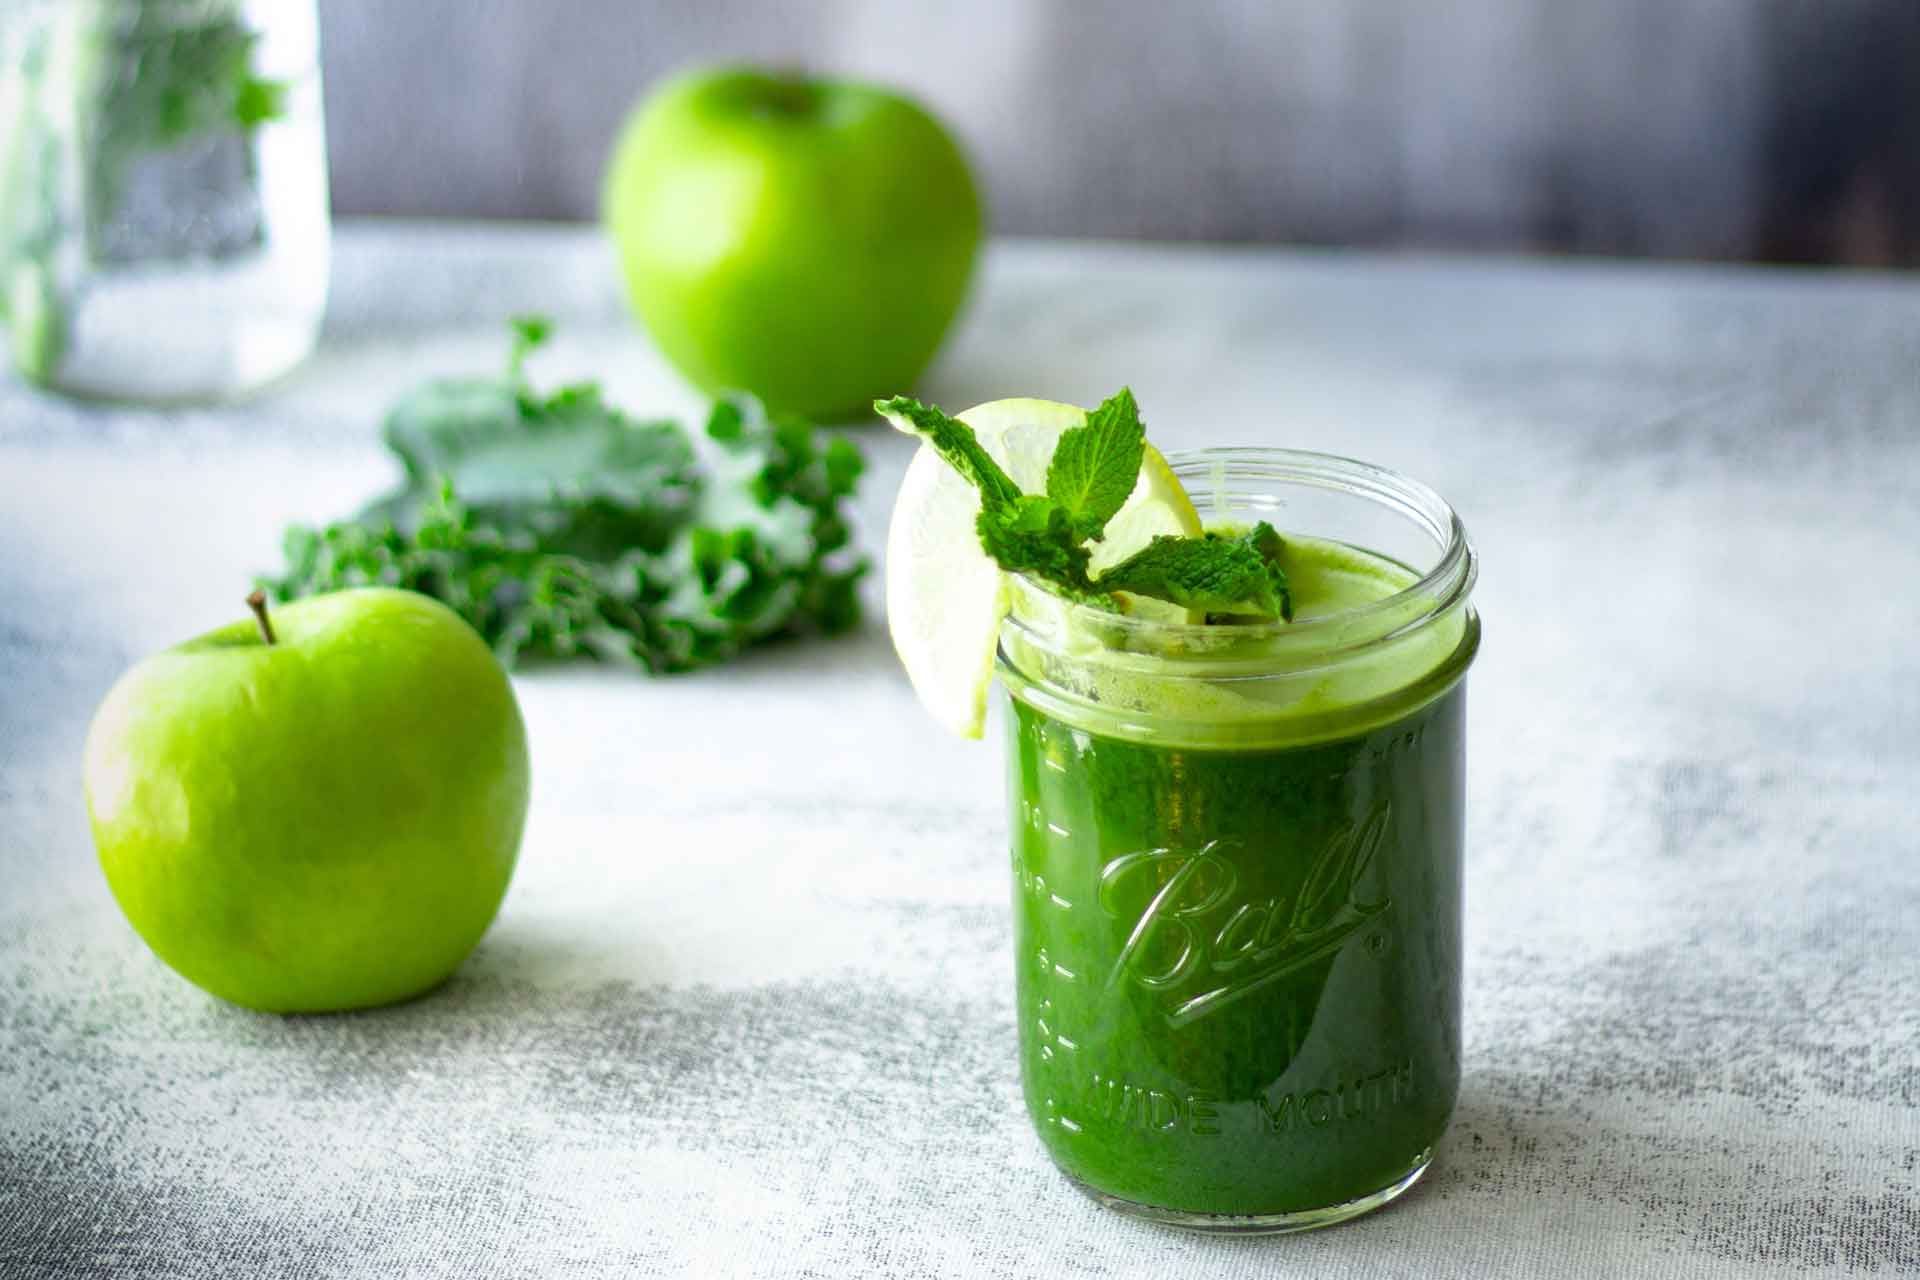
[{"left": 0, "top": 0, "right": 328, "bottom": 403}]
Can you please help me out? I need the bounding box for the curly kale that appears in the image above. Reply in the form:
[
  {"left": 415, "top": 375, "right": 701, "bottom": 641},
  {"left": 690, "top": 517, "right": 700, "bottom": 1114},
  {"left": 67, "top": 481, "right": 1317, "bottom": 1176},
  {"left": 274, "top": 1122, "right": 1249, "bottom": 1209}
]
[{"left": 264, "top": 320, "right": 867, "bottom": 671}]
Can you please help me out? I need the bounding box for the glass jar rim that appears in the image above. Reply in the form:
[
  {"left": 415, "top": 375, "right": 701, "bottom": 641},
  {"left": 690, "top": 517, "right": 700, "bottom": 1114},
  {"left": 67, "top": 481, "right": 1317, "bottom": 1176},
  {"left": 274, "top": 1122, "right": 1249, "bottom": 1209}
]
[{"left": 997, "top": 447, "right": 1480, "bottom": 746}]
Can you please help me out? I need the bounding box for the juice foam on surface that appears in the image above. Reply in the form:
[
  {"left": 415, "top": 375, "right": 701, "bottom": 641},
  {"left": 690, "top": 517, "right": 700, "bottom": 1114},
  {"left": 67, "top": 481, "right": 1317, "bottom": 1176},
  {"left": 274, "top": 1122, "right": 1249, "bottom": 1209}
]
[{"left": 1273, "top": 533, "right": 1417, "bottom": 620}]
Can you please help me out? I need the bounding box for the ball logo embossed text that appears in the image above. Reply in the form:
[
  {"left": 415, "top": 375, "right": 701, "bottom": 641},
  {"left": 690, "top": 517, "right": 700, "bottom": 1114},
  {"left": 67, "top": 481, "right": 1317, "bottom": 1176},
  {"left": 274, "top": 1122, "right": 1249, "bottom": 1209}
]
[{"left": 1098, "top": 806, "right": 1391, "bottom": 1027}]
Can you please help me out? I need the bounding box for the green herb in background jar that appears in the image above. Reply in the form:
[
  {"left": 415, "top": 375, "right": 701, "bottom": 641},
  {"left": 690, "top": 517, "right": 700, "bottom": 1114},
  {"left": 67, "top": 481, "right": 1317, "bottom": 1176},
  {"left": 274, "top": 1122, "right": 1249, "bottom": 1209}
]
[
  {"left": 84, "top": 0, "right": 289, "bottom": 262},
  {"left": 0, "top": 0, "right": 327, "bottom": 403}
]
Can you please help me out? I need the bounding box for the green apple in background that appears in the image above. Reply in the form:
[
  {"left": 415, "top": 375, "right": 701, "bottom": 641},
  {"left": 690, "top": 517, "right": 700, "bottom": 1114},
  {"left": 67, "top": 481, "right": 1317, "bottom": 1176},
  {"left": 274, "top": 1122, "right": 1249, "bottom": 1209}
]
[
  {"left": 604, "top": 66, "right": 982, "bottom": 420},
  {"left": 83, "top": 588, "right": 531, "bottom": 1014}
]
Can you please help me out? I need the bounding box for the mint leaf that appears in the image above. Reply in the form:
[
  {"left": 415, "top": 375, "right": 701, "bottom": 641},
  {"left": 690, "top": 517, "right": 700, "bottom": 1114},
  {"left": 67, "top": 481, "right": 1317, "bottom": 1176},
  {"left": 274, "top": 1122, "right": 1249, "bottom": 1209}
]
[
  {"left": 265, "top": 325, "right": 868, "bottom": 671},
  {"left": 1046, "top": 386, "right": 1144, "bottom": 541},
  {"left": 1096, "top": 521, "right": 1294, "bottom": 621},
  {"left": 874, "top": 396, "right": 1022, "bottom": 510},
  {"left": 977, "top": 496, "right": 1094, "bottom": 596}
]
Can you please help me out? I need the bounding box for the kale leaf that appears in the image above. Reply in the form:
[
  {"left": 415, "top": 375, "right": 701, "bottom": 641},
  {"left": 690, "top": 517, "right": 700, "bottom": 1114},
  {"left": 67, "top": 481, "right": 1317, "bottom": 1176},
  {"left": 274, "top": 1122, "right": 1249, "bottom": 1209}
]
[{"left": 265, "top": 321, "right": 867, "bottom": 671}]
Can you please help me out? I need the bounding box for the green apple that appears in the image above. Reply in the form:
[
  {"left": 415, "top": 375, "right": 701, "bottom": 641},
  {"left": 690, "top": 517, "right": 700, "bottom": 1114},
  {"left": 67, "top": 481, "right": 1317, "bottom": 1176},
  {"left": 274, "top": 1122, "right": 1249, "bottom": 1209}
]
[
  {"left": 83, "top": 587, "right": 531, "bottom": 1013},
  {"left": 603, "top": 66, "right": 982, "bottom": 420}
]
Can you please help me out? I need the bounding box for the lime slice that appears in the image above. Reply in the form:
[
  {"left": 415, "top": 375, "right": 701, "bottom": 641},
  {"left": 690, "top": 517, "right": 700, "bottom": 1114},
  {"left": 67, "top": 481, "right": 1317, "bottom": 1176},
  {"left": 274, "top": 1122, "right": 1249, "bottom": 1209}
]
[{"left": 881, "top": 397, "right": 1202, "bottom": 738}]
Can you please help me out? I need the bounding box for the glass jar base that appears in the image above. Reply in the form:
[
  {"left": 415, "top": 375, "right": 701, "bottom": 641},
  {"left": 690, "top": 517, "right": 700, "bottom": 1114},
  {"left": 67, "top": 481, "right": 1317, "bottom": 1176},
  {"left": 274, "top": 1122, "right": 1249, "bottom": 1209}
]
[{"left": 1057, "top": 1150, "right": 1432, "bottom": 1236}]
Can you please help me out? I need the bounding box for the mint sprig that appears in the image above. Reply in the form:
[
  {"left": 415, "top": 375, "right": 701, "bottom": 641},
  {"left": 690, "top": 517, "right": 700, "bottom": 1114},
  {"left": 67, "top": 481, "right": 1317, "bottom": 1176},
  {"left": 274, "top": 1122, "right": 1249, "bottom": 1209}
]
[
  {"left": 876, "top": 391, "right": 1292, "bottom": 621},
  {"left": 1098, "top": 524, "right": 1293, "bottom": 620}
]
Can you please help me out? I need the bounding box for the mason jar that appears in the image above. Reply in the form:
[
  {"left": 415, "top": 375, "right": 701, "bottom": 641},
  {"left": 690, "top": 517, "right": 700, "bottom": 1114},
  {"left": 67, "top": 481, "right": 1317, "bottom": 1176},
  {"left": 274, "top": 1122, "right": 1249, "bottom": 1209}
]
[
  {"left": 0, "top": 0, "right": 328, "bottom": 402},
  {"left": 996, "top": 448, "right": 1481, "bottom": 1233}
]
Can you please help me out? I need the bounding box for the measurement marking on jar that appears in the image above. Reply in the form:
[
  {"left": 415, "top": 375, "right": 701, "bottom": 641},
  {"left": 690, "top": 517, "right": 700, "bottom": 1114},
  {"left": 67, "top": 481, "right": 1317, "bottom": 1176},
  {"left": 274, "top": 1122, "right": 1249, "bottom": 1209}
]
[
  {"left": 1034, "top": 947, "right": 1082, "bottom": 982},
  {"left": 1018, "top": 867, "right": 1074, "bottom": 911}
]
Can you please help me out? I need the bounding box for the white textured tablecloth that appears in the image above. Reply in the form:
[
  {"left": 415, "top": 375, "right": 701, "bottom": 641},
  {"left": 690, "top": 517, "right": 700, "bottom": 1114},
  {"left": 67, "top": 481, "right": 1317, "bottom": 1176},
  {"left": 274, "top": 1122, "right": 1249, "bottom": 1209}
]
[{"left": 3, "top": 224, "right": 1917, "bottom": 1278}]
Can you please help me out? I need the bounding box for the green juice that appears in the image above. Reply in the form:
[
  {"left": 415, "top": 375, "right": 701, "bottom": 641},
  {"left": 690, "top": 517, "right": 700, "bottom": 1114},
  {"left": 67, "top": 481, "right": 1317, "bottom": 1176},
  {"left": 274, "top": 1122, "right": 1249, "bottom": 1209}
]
[{"left": 1001, "top": 533, "right": 1479, "bottom": 1225}]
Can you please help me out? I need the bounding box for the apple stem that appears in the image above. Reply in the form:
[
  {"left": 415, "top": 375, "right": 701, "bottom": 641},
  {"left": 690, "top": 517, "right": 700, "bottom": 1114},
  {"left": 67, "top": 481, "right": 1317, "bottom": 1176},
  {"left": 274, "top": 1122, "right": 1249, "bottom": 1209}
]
[{"left": 245, "top": 590, "right": 277, "bottom": 646}]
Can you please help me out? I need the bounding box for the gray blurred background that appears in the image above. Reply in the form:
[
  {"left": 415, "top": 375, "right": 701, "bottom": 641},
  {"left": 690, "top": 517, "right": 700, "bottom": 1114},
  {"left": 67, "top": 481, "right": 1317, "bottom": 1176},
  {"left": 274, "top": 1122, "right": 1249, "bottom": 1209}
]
[{"left": 316, "top": 0, "right": 1920, "bottom": 266}]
